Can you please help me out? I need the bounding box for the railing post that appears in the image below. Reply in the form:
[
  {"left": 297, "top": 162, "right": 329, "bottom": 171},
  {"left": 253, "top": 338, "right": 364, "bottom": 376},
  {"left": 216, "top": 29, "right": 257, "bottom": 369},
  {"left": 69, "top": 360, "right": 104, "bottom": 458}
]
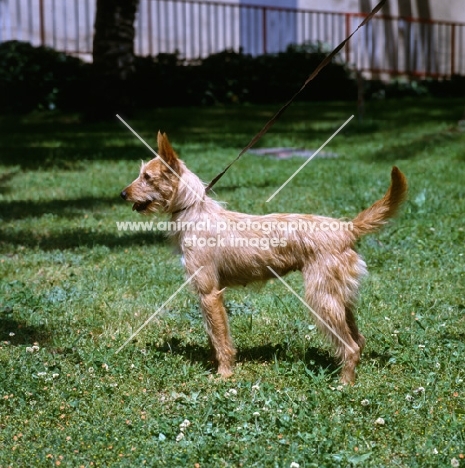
[
  {"left": 451, "top": 23, "right": 456, "bottom": 76},
  {"left": 345, "top": 13, "right": 351, "bottom": 65},
  {"left": 39, "top": 0, "right": 45, "bottom": 46},
  {"left": 262, "top": 6, "right": 267, "bottom": 55},
  {"left": 148, "top": 0, "right": 153, "bottom": 56}
]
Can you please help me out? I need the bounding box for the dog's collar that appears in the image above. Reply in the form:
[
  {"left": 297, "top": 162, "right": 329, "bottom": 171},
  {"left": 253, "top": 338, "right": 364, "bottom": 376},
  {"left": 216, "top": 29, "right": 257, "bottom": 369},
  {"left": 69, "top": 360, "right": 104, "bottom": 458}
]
[
  {"left": 171, "top": 196, "right": 204, "bottom": 215},
  {"left": 171, "top": 201, "right": 198, "bottom": 215},
  {"left": 172, "top": 205, "right": 189, "bottom": 215}
]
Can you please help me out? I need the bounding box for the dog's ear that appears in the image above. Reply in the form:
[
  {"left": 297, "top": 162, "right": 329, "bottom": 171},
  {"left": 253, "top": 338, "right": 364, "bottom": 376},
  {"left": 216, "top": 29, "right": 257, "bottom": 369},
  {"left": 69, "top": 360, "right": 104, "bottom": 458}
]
[
  {"left": 157, "top": 131, "right": 179, "bottom": 172},
  {"left": 157, "top": 130, "right": 164, "bottom": 153}
]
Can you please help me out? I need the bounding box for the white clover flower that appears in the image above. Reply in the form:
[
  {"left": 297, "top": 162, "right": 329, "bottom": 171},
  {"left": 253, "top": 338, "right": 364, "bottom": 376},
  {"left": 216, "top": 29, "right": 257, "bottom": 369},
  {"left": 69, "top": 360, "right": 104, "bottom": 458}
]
[
  {"left": 451, "top": 458, "right": 460, "bottom": 468},
  {"left": 361, "top": 399, "right": 370, "bottom": 406},
  {"left": 176, "top": 432, "right": 184, "bottom": 442},
  {"left": 251, "top": 384, "right": 260, "bottom": 391},
  {"left": 26, "top": 347, "right": 34, "bottom": 353},
  {"left": 290, "top": 462, "right": 300, "bottom": 468},
  {"left": 374, "top": 417, "right": 385, "bottom": 425},
  {"left": 432, "top": 448, "right": 438, "bottom": 455},
  {"left": 88, "top": 367, "right": 94, "bottom": 374},
  {"left": 9, "top": 332, "right": 15, "bottom": 337},
  {"left": 229, "top": 389, "right": 237, "bottom": 395},
  {"left": 253, "top": 411, "right": 260, "bottom": 417},
  {"left": 179, "top": 419, "right": 191, "bottom": 431},
  {"left": 37, "top": 372, "right": 47, "bottom": 377},
  {"left": 52, "top": 373, "right": 59, "bottom": 379}
]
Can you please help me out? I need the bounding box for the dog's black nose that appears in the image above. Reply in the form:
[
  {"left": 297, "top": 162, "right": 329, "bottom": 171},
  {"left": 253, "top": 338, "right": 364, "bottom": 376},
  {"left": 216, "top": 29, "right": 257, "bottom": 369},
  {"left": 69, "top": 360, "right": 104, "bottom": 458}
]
[{"left": 120, "top": 190, "right": 127, "bottom": 200}]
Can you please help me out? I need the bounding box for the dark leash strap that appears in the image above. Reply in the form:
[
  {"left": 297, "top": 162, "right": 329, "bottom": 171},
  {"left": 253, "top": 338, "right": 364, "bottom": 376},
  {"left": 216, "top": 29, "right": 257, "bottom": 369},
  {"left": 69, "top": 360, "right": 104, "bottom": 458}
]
[{"left": 205, "top": 0, "right": 387, "bottom": 194}]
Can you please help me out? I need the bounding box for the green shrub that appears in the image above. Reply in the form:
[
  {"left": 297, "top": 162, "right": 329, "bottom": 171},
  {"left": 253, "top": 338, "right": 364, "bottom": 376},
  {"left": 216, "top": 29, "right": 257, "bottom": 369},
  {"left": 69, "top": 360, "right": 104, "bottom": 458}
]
[
  {"left": 132, "top": 52, "right": 193, "bottom": 107},
  {"left": 131, "top": 44, "right": 357, "bottom": 108},
  {"left": 421, "top": 75, "right": 465, "bottom": 98},
  {"left": 245, "top": 43, "right": 356, "bottom": 103},
  {"left": 4, "top": 39, "right": 463, "bottom": 114},
  {"left": 0, "top": 40, "right": 90, "bottom": 112}
]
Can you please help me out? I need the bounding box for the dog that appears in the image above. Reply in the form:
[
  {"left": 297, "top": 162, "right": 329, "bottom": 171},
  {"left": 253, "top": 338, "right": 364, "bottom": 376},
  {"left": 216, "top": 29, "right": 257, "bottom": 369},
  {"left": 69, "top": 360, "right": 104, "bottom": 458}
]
[{"left": 121, "top": 132, "right": 407, "bottom": 383}]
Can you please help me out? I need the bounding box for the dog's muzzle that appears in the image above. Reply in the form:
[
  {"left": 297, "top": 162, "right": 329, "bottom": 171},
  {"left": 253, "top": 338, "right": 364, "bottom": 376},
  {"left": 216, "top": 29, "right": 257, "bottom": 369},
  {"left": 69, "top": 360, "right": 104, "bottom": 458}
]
[{"left": 121, "top": 189, "right": 152, "bottom": 211}]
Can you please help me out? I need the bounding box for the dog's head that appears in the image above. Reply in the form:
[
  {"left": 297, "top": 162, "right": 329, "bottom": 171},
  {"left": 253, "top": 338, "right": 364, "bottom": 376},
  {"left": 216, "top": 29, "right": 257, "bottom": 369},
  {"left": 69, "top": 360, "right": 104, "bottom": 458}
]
[{"left": 121, "top": 132, "right": 181, "bottom": 214}]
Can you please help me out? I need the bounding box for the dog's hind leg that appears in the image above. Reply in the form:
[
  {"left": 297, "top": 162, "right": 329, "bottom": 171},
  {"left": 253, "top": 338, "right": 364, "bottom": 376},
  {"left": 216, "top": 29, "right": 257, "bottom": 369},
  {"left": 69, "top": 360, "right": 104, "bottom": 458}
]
[
  {"left": 345, "top": 305, "right": 366, "bottom": 353},
  {"left": 199, "top": 288, "right": 236, "bottom": 378},
  {"left": 302, "top": 256, "right": 365, "bottom": 384}
]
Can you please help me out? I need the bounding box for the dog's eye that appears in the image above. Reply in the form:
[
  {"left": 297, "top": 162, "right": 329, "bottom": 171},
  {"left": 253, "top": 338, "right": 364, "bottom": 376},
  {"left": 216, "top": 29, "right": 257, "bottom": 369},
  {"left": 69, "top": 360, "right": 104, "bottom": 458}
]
[{"left": 143, "top": 172, "right": 151, "bottom": 181}]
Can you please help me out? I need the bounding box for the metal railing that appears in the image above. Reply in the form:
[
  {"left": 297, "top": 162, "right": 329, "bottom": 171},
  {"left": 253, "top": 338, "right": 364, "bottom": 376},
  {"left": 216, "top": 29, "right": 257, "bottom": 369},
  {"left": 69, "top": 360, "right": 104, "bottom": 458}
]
[{"left": 1, "top": 0, "right": 464, "bottom": 77}]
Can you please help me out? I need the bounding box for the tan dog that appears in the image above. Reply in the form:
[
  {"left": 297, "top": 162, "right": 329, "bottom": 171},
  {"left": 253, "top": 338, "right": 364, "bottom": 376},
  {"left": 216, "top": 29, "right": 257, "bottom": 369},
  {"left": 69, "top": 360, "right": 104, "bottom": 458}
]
[{"left": 121, "top": 132, "right": 407, "bottom": 383}]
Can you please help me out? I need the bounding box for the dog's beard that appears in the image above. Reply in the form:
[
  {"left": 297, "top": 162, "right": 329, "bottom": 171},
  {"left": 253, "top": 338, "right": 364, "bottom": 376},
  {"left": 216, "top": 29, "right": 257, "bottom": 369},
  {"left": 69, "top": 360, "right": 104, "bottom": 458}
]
[
  {"left": 132, "top": 194, "right": 166, "bottom": 214},
  {"left": 132, "top": 200, "right": 152, "bottom": 212}
]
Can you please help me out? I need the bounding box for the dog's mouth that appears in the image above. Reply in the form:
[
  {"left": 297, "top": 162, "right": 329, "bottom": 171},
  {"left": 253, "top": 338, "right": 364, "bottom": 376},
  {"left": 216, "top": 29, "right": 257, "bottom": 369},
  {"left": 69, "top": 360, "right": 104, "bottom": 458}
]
[{"left": 132, "top": 200, "right": 151, "bottom": 212}]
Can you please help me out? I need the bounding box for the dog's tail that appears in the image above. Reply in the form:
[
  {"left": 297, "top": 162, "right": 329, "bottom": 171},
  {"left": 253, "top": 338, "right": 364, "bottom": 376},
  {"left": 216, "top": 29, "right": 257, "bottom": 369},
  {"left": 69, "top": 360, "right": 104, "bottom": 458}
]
[{"left": 352, "top": 167, "right": 407, "bottom": 238}]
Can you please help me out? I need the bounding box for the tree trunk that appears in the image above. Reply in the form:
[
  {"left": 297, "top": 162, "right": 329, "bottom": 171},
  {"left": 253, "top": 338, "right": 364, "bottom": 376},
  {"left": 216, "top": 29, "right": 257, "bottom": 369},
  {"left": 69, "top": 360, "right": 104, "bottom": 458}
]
[{"left": 89, "top": 0, "right": 139, "bottom": 119}]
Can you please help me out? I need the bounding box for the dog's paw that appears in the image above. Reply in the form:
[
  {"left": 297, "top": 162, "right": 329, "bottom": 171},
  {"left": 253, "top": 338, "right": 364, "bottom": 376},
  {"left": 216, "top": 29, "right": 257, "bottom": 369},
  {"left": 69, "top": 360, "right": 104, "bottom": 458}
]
[
  {"left": 340, "top": 370, "right": 356, "bottom": 385},
  {"left": 217, "top": 365, "right": 233, "bottom": 379}
]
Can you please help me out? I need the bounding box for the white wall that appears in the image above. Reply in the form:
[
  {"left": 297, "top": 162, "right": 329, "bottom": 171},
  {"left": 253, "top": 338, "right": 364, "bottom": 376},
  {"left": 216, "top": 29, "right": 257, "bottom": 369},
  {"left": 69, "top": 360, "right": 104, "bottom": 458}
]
[{"left": 1, "top": 0, "right": 464, "bottom": 75}]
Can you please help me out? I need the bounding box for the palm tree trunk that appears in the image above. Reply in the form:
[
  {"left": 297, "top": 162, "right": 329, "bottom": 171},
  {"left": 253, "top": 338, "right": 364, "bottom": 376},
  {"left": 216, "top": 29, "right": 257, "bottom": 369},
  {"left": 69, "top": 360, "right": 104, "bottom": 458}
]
[{"left": 89, "top": 0, "right": 139, "bottom": 119}]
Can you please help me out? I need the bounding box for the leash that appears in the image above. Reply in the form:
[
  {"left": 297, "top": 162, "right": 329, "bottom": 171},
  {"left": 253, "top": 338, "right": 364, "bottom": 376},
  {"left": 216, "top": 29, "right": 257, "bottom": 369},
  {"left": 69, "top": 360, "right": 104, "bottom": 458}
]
[{"left": 205, "top": 0, "right": 387, "bottom": 194}]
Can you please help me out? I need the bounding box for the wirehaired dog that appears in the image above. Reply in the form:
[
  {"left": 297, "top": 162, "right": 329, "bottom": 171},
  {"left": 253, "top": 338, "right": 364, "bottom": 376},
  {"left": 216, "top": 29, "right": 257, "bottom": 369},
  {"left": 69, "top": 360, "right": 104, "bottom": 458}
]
[{"left": 121, "top": 132, "right": 407, "bottom": 383}]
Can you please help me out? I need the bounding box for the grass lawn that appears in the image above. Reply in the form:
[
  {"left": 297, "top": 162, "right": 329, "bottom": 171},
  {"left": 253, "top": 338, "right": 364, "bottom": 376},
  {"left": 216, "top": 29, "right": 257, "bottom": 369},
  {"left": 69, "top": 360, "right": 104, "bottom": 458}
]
[{"left": 0, "top": 97, "right": 464, "bottom": 467}]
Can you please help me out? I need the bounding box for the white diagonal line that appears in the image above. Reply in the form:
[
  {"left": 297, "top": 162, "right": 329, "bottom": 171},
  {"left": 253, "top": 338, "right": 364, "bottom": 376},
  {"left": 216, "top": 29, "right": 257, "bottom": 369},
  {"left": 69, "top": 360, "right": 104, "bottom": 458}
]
[
  {"left": 266, "top": 266, "right": 356, "bottom": 353},
  {"left": 116, "top": 114, "right": 204, "bottom": 201},
  {"left": 266, "top": 115, "right": 354, "bottom": 202},
  {"left": 115, "top": 266, "right": 204, "bottom": 354}
]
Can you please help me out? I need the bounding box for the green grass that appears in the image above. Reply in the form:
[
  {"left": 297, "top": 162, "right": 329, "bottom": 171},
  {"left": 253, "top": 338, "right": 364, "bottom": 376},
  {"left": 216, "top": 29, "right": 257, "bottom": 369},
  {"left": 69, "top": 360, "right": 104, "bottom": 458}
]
[{"left": 0, "top": 98, "right": 464, "bottom": 467}]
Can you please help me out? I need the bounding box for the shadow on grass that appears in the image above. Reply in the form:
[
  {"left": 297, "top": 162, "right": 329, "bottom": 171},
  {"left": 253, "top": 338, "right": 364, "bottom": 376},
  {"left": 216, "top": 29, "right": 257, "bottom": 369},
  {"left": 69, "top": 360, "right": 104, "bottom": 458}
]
[
  {"left": 0, "top": 196, "right": 168, "bottom": 250},
  {"left": 0, "top": 229, "right": 166, "bottom": 250},
  {"left": 0, "top": 197, "right": 120, "bottom": 221},
  {"left": 0, "top": 147, "right": 147, "bottom": 170},
  {"left": 364, "top": 349, "right": 396, "bottom": 367},
  {"left": 0, "top": 315, "right": 51, "bottom": 345},
  {"left": 366, "top": 126, "right": 462, "bottom": 161},
  {"left": 0, "top": 170, "right": 19, "bottom": 195},
  {"left": 153, "top": 338, "right": 338, "bottom": 376}
]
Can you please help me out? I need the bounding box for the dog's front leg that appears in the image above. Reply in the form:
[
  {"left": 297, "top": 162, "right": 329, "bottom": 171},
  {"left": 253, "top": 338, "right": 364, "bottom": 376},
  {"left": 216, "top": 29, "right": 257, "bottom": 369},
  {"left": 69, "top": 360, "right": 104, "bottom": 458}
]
[{"left": 199, "top": 289, "right": 236, "bottom": 378}]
